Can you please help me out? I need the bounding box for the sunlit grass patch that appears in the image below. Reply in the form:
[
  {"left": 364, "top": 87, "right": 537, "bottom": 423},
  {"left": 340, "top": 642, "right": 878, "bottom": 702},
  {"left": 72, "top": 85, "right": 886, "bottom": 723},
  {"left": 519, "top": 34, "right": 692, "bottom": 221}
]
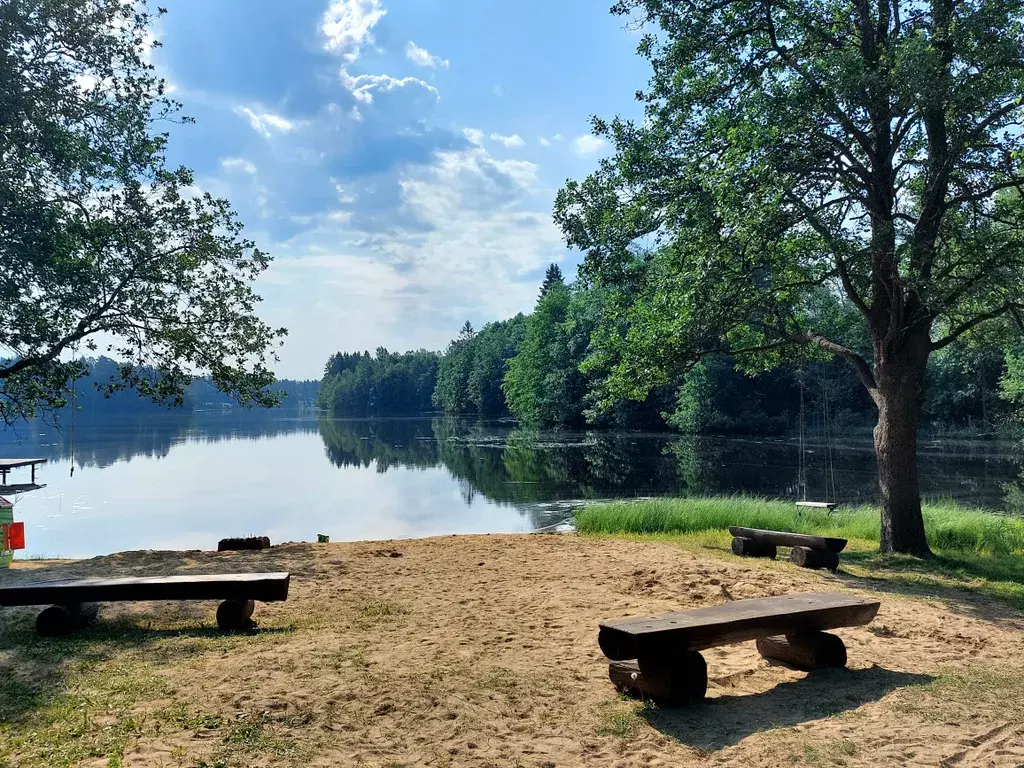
[
  {"left": 359, "top": 599, "right": 410, "bottom": 620},
  {"left": 595, "top": 703, "right": 643, "bottom": 739},
  {"left": 576, "top": 495, "right": 1024, "bottom": 556},
  {"left": 0, "top": 655, "right": 167, "bottom": 768}
]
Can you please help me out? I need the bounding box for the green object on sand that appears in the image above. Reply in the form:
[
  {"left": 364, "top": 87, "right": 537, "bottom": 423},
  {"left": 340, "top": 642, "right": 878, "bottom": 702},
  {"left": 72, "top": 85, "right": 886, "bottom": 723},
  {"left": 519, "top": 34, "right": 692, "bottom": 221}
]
[{"left": 317, "top": 534, "right": 329, "bottom": 543}]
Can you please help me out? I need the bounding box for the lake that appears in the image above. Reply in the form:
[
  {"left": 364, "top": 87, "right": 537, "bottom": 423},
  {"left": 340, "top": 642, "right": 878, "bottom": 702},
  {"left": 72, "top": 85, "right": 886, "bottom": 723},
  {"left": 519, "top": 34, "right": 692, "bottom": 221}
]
[{"left": 1, "top": 412, "right": 1022, "bottom": 558}]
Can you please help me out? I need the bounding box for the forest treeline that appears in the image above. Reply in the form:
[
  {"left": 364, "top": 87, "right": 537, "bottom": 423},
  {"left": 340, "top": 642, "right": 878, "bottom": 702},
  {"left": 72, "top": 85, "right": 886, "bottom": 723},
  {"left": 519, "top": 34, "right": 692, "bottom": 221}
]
[
  {"left": 318, "top": 266, "right": 1024, "bottom": 435},
  {"left": 56, "top": 357, "right": 319, "bottom": 419}
]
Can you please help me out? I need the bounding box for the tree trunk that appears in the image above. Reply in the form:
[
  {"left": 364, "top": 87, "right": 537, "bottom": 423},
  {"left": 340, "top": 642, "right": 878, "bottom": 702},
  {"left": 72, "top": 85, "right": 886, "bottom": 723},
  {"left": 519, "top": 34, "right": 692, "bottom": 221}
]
[{"left": 873, "top": 353, "right": 932, "bottom": 556}]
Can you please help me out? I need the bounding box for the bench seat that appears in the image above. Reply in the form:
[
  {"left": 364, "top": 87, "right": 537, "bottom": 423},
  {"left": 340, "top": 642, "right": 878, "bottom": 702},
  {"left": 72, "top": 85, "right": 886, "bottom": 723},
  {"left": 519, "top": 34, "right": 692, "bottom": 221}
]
[
  {"left": 0, "top": 572, "right": 290, "bottom": 635},
  {"left": 599, "top": 591, "right": 880, "bottom": 705}
]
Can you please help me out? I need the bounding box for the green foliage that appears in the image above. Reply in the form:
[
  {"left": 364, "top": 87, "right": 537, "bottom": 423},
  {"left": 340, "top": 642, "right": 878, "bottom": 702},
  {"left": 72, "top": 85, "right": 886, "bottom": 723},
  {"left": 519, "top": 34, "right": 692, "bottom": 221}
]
[
  {"left": 555, "top": 0, "right": 1024, "bottom": 405},
  {"left": 466, "top": 317, "right": 526, "bottom": 415},
  {"left": 432, "top": 322, "right": 477, "bottom": 415},
  {"left": 539, "top": 263, "right": 565, "bottom": 298},
  {"left": 668, "top": 357, "right": 793, "bottom": 435},
  {"left": 0, "top": 0, "right": 285, "bottom": 424},
  {"left": 503, "top": 284, "right": 590, "bottom": 425},
  {"left": 318, "top": 348, "right": 438, "bottom": 416},
  {"left": 576, "top": 497, "right": 1024, "bottom": 555},
  {"left": 925, "top": 344, "right": 1009, "bottom": 428}
]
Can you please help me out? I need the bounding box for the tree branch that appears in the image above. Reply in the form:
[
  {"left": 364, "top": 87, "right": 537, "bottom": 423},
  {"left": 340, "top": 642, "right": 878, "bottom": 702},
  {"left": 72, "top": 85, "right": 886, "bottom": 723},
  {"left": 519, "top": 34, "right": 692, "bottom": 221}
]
[
  {"left": 930, "top": 303, "right": 1016, "bottom": 351},
  {"left": 796, "top": 331, "right": 878, "bottom": 394}
]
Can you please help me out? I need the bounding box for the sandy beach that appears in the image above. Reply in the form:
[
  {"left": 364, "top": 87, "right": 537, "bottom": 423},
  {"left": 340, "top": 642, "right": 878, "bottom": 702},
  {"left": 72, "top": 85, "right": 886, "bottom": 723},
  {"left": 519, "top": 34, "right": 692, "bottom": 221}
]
[{"left": 2, "top": 534, "right": 1024, "bottom": 767}]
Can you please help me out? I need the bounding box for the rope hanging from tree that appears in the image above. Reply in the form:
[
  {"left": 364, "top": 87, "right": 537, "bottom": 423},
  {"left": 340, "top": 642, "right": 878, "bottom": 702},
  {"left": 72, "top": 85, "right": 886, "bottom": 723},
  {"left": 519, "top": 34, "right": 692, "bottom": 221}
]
[{"left": 69, "top": 346, "right": 77, "bottom": 478}]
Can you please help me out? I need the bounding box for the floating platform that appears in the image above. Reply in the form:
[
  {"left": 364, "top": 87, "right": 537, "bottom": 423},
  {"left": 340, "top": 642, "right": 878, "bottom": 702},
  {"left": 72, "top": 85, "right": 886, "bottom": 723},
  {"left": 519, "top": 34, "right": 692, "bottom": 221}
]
[{"left": 0, "top": 458, "right": 47, "bottom": 494}]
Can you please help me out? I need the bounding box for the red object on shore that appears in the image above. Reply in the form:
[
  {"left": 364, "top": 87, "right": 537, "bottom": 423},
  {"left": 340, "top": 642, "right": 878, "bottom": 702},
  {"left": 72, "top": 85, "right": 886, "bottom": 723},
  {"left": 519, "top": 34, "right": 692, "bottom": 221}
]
[{"left": 2, "top": 522, "right": 25, "bottom": 551}]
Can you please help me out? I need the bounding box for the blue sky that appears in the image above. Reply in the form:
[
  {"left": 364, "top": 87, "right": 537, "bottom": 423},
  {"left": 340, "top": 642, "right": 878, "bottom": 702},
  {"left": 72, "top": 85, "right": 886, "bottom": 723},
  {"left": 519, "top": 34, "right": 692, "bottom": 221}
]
[{"left": 152, "top": 0, "right": 650, "bottom": 379}]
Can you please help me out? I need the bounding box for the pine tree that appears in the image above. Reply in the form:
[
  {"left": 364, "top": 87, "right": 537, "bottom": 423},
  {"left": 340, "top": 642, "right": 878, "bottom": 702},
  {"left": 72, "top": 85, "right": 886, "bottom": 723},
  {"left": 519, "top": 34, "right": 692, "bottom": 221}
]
[{"left": 539, "top": 264, "right": 565, "bottom": 298}]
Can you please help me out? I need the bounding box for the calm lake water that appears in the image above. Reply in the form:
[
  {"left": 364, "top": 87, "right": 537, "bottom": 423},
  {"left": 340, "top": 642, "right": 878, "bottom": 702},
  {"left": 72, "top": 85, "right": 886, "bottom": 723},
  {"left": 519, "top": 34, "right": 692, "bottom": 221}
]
[{"left": 1, "top": 412, "right": 1022, "bottom": 558}]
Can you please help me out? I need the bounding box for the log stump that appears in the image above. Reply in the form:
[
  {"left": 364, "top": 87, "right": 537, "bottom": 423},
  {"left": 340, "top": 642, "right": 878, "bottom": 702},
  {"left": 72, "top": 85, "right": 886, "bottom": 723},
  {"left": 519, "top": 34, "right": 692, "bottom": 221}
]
[
  {"left": 216, "top": 599, "right": 255, "bottom": 631},
  {"left": 756, "top": 631, "right": 847, "bottom": 670},
  {"left": 36, "top": 602, "right": 99, "bottom": 637},
  {"left": 609, "top": 651, "right": 707, "bottom": 706},
  {"left": 731, "top": 536, "right": 777, "bottom": 559},
  {"left": 217, "top": 536, "right": 271, "bottom": 552},
  {"left": 789, "top": 545, "right": 840, "bottom": 571}
]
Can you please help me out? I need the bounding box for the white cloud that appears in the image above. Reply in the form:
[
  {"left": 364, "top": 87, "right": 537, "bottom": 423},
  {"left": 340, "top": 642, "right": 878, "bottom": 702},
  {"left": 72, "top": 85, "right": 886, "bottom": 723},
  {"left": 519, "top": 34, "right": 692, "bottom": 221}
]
[
  {"left": 220, "top": 157, "right": 257, "bottom": 175},
  {"left": 492, "top": 84, "right": 504, "bottom": 97},
  {"left": 339, "top": 69, "right": 439, "bottom": 105},
  {"left": 552, "top": 133, "right": 565, "bottom": 141},
  {"left": 538, "top": 137, "right": 551, "bottom": 147},
  {"left": 490, "top": 132, "right": 525, "bottom": 149},
  {"left": 405, "top": 41, "right": 449, "bottom": 69},
  {"left": 572, "top": 134, "right": 607, "bottom": 156},
  {"left": 463, "top": 128, "right": 485, "bottom": 146},
  {"left": 399, "top": 148, "right": 540, "bottom": 224},
  {"left": 257, "top": 144, "right": 565, "bottom": 376},
  {"left": 233, "top": 105, "right": 297, "bottom": 138},
  {"left": 321, "top": 0, "right": 386, "bottom": 61}
]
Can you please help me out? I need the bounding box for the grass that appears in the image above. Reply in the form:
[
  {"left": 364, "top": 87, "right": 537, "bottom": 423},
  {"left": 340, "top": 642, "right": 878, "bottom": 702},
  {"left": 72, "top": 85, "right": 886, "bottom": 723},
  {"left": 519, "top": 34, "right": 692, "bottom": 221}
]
[
  {"left": 0, "top": 653, "right": 167, "bottom": 768},
  {"left": 575, "top": 496, "right": 1024, "bottom": 556},
  {"left": 358, "top": 599, "right": 410, "bottom": 620},
  {"left": 0, "top": 618, "right": 306, "bottom": 768},
  {"left": 595, "top": 705, "right": 643, "bottom": 738},
  {"left": 577, "top": 495, "right": 1024, "bottom": 608}
]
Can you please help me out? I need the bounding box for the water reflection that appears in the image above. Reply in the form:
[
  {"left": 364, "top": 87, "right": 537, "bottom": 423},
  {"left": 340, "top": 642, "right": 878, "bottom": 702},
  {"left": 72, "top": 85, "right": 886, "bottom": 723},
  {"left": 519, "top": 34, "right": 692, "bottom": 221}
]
[
  {"left": 317, "top": 418, "right": 1024, "bottom": 511},
  {"left": 0, "top": 413, "right": 1021, "bottom": 557}
]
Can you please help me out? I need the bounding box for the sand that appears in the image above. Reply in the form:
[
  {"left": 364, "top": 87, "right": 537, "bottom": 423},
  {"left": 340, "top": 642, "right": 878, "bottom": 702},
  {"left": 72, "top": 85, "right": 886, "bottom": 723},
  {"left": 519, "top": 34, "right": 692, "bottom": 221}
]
[{"left": 2, "top": 534, "right": 1024, "bottom": 767}]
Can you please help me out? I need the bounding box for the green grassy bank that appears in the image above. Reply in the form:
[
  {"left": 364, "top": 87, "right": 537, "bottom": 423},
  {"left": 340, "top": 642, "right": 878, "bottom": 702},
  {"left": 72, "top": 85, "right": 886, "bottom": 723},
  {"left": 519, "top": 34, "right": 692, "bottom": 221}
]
[
  {"left": 575, "top": 496, "right": 1024, "bottom": 555},
  {"left": 576, "top": 496, "right": 1024, "bottom": 608}
]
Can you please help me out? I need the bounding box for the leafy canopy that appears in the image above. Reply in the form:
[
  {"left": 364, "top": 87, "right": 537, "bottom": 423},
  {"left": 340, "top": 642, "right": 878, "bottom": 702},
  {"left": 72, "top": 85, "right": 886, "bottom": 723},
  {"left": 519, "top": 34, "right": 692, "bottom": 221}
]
[
  {"left": 0, "top": 0, "right": 285, "bottom": 423},
  {"left": 556, "top": 0, "right": 1024, "bottom": 406}
]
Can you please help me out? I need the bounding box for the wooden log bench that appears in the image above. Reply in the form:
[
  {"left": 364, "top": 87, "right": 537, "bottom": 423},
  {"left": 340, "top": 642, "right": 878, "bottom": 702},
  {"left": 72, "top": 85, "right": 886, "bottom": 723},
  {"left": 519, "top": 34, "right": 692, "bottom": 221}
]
[
  {"left": 0, "top": 572, "right": 290, "bottom": 636},
  {"left": 729, "top": 526, "right": 848, "bottom": 571},
  {"left": 599, "top": 591, "right": 880, "bottom": 706}
]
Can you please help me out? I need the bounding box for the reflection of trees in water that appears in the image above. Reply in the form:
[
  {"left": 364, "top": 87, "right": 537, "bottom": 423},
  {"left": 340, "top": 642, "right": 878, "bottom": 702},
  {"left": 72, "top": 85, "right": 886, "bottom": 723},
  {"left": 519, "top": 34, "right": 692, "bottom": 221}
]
[
  {"left": 317, "top": 418, "right": 1024, "bottom": 511},
  {"left": 668, "top": 436, "right": 1022, "bottom": 508},
  {"left": 11, "top": 413, "right": 1012, "bottom": 509},
  {"left": 320, "top": 418, "right": 685, "bottom": 504},
  {"left": 318, "top": 418, "right": 439, "bottom": 472},
  {"left": 0, "top": 412, "right": 319, "bottom": 470}
]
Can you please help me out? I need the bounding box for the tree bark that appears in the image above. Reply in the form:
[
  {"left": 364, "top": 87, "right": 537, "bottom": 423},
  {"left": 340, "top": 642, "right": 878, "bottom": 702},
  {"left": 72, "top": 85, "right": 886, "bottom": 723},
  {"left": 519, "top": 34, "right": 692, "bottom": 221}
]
[{"left": 873, "top": 341, "right": 932, "bottom": 556}]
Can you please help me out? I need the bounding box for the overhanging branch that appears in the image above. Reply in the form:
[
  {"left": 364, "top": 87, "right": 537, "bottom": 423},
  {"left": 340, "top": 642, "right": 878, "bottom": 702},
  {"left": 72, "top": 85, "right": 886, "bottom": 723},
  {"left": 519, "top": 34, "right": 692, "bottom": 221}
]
[
  {"left": 796, "top": 331, "right": 878, "bottom": 394},
  {"left": 930, "top": 303, "right": 1016, "bottom": 351}
]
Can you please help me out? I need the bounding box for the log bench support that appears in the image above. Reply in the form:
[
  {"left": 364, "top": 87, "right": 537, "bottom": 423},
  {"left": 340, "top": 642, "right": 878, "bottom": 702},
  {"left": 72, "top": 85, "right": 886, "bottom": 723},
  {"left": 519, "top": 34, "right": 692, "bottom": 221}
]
[
  {"left": 756, "top": 631, "right": 847, "bottom": 670},
  {"left": 729, "top": 527, "right": 847, "bottom": 571},
  {"left": 216, "top": 599, "right": 256, "bottom": 631},
  {"left": 731, "top": 536, "right": 777, "bottom": 559},
  {"left": 789, "top": 546, "right": 840, "bottom": 572},
  {"left": 609, "top": 651, "right": 708, "bottom": 706},
  {"left": 36, "top": 602, "right": 99, "bottom": 637}
]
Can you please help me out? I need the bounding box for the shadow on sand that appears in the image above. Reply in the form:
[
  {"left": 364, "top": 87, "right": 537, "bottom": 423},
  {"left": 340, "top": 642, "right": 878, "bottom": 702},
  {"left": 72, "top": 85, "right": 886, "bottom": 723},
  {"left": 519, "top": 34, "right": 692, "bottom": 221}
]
[{"left": 636, "top": 665, "right": 932, "bottom": 752}]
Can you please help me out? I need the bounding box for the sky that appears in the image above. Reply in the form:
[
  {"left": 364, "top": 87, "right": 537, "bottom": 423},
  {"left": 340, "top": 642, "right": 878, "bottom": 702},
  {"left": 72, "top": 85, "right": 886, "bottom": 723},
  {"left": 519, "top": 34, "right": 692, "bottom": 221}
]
[{"left": 151, "top": 0, "right": 651, "bottom": 380}]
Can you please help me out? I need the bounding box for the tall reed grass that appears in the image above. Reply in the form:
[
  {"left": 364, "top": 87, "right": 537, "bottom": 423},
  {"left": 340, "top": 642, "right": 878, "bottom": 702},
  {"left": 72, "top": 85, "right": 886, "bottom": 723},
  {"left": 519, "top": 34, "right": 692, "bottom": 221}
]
[{"left": 574, "top": 496, "right": 1024, "bottom": 555}]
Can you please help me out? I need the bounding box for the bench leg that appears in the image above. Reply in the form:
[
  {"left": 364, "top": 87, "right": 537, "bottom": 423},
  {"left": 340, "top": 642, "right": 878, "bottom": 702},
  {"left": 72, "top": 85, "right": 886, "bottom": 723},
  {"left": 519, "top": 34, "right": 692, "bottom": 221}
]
[
  {"left": 610, "top": 651, "right": 707, "bottom": 706},
  {"left": 731, "top": 537, "right": 777, "bottom": 559},
  {"left": 789, "top": 546, "right": 840, "bottom": 571},
  {"left": 756, "top": 631, "right": 847, "bottom": 670},
  {"left": 36, "top": 603, "right": 99, "bottom": 637},
  {"left": 216, "top": 599, "right": 255, "bottom": 631}
]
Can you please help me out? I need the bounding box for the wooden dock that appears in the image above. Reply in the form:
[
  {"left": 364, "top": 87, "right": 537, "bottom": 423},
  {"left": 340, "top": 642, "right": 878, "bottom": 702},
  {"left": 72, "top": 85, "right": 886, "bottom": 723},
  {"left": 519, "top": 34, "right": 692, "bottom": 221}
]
[{"left": 0, "top": 458, "right": 47, "bottom": 493}]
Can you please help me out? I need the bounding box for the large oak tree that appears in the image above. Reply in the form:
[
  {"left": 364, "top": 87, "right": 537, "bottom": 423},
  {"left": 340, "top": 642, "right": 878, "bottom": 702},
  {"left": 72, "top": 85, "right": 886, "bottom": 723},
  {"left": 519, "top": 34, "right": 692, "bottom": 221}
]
[
  {"left": 0, "top": 0, "right": 285, "bottom": 424},
  {"left": 556, "top": 0, "right": 1024, "bottom": 554}
]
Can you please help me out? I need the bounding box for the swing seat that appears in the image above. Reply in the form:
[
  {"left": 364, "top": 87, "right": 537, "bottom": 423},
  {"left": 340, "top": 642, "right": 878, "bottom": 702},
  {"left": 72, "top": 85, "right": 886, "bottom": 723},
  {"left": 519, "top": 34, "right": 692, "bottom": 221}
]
[{"left": 795, "top": 501, "right": 838, "bottom": 511}]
